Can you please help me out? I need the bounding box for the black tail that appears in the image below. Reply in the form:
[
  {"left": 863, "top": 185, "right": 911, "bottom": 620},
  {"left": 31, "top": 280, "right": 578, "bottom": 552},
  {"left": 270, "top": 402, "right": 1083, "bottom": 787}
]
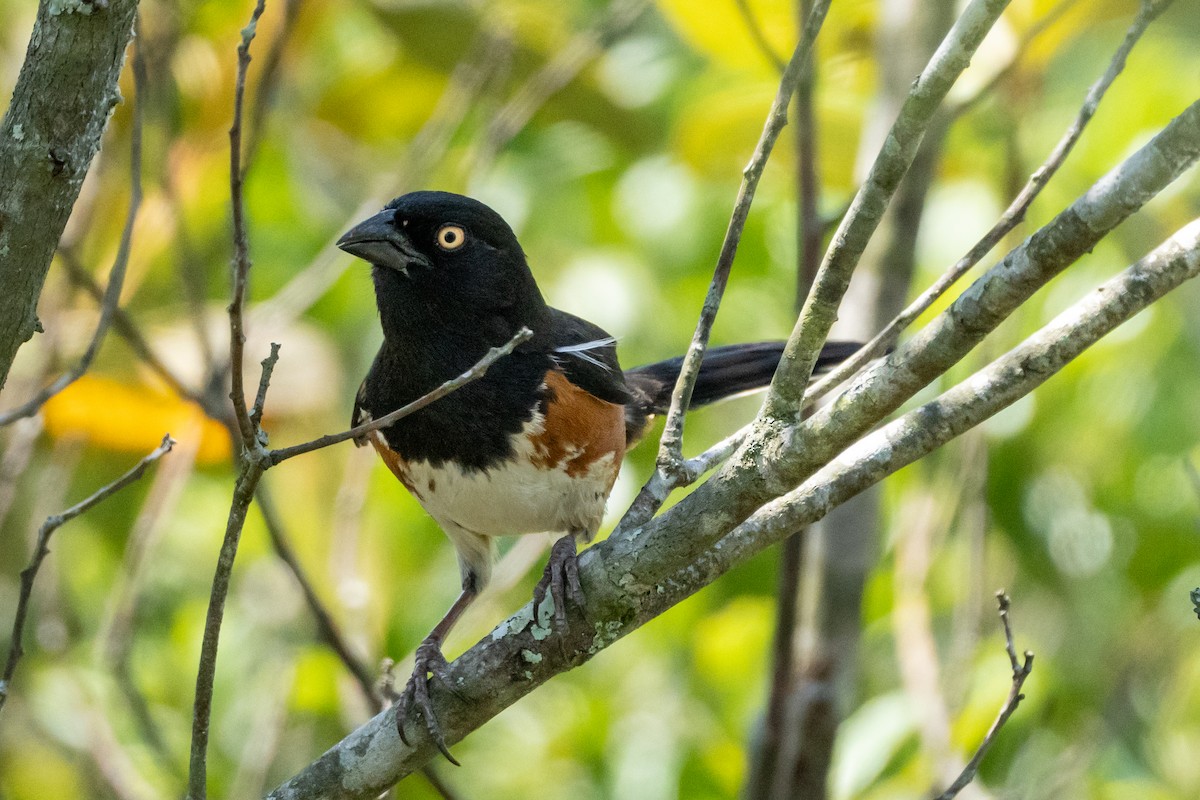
[{"left": 622, "top": 340, "right": 860, "bottom": 443}]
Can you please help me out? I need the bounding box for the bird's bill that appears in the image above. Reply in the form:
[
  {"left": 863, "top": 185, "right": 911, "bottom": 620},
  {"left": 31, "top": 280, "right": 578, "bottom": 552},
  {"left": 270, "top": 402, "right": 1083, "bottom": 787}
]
[{"left": 336, "top": 210, "right": 432, "bottom": 275}]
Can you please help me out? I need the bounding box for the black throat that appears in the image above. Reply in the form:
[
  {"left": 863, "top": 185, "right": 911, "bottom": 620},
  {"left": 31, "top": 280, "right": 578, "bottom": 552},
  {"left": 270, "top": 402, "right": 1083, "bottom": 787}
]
[{"left": 360, "top": 265, "right": 553, "bottom": 471}]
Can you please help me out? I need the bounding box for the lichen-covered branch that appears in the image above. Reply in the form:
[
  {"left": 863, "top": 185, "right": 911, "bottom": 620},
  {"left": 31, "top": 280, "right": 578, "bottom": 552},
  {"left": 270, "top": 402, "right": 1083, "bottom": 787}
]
[
  {"left": 619, "top": 1, "right": 832, "bottom": 530},
  {"left": 608, "top": 98, "right": 1200, "bottom": 587},
  {"left": 805, "top": 0, "right": 1173, "bottom": 405},
  {"left": 263, "top": 212, "right": 1200, "bottom": 799},
  {"left": 761, "top": 0, "right": 1011, "bottom": 421},
  {"left": 0, "top": 30, "right": 146, "bottom": 426},
  {"left": 0, "top": 0, "right": 140, "bottom": 390}
]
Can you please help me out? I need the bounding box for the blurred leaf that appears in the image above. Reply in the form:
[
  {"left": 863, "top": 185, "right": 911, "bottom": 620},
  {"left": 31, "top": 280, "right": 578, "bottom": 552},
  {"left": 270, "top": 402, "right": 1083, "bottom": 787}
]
[{"left": 42, "top": 375, "right": 229, "bottom": 464}]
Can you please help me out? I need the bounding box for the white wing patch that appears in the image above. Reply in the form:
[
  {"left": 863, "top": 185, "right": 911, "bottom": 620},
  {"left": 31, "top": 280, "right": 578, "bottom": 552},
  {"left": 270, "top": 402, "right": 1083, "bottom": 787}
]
[{"left": 552, "top": 337, "right": 618, "bottom": 371}]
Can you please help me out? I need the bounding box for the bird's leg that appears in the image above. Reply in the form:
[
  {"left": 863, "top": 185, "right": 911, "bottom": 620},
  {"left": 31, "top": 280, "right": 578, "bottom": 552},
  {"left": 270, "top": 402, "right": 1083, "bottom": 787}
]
[
  {"left": 531, "top": 532, "right": 586, "bottom": 631},
  {"left": 396, "top": 588, "right": 475, "bottom": 764}
]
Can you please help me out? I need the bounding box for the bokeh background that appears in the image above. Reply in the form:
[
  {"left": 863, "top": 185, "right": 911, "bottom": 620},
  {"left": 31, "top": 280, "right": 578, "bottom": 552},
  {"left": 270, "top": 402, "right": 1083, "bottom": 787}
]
[{"left": 1, "top": 0, "right": 1199, "bottom": 798}]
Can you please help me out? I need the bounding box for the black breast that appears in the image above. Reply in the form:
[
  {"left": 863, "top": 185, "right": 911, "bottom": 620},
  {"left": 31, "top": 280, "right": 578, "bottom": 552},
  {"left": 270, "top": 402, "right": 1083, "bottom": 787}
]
[{"left": 361, "top": 340, "right": 552, "bottom": 472}]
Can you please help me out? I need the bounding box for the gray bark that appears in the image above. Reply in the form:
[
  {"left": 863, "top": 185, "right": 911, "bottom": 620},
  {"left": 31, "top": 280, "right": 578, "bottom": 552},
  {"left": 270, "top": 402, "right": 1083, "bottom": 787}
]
[
  {"left": 0, "top": 0, "right": 139, "bottom": 391},
  {"left": 265, "top": 101, "right": 1200, "bottom": 800}
]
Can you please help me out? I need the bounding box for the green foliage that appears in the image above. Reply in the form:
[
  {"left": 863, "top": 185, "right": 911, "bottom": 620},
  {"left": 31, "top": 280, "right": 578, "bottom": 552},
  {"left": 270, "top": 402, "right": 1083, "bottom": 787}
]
[{"left": 0, "top": 0, "right": 1198, "bottom": 798}]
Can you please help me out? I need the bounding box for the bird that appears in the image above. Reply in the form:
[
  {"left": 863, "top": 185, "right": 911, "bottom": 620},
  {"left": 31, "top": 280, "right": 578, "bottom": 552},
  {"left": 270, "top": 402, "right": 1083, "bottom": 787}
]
[{"left": 336, "top": 190, "right": 859, "bottom": 761}]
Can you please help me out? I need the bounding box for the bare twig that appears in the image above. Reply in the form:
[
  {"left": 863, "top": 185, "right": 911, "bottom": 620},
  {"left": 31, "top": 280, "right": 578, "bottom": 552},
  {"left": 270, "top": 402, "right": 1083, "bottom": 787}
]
[
  {"left": 241, "top": 0, "right": 304, "bottom": 176},
  {"left": 0, "top": 435, "right": 174, "bottom": 714},
  {"left": 0, "top": 36, "right": 146, "bottom": 426},
  {"left": 266, "top": 328, "right": 532, "bottom": 465},
  {"left": 763, "top": 0, "right": 1013, "bottom": 422},
  {"left": 187, "top": 6, "right": 269, "bottom": 796},
  {"left": 616, "top": 0, "right": 1170, "bottom": 519},
  {"left": 186, "top": 447, "right": 267, "bottom": 800},
  {"left": 619, "top": 1, "right": 832, "bottom": 531},
  {"left": 189, "top": 222, "right": 524, "bottom": 800},
  {"left": 805, "top": 0, "right": 1171, "bottom": 405},
  {"left": 227, "top": 0, "right": 269, "bottom": 451},
  {"left": 933, "top": 592, "right": 1034, "bottom": 800}
]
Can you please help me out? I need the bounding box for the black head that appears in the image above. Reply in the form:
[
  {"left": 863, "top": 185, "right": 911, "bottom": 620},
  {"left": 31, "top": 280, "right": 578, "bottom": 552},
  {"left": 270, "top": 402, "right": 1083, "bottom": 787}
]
[{"left": 337, "top": 191, "right": 547, "bottom": 338}]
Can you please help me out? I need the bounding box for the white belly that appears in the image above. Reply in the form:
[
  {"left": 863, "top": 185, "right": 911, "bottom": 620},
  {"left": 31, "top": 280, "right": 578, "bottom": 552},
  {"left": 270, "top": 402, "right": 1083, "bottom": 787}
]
[{"left": 376, "top": 413, "right": 619, "bottom": 538}]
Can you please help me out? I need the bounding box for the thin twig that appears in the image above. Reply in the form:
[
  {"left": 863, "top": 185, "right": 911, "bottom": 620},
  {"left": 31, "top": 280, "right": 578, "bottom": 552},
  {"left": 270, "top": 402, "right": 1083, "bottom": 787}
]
[
  {"left": 187, "top": 451, "right": 267, "bottom": 800},
  {"left": 241, "top": 0, "right": 304, "bottom": 177},
  {"left": 657, "top": 3, "right": 828, "bottom": 470},
  {"left": 187, "top": 6, "right": 269, "bottom": 796},
  {"left": 250, "top": 342, "right": 281, "bottom": 429},
  {"left": 267, "top": 328, "right": 532, "bottom": 465},
  {"left": 265, "top": 198, "right": 1200, "bottom": 800},
  {"left": 0, "top": 36, "right": 146, "bottom": 427},
  {"left": 188, "top": 249, "right": 523, "bottom": 800},
  {"left": 227, "top": 0, "right": 269, "bottom": 450},
  {"left": 615, "top": 0, "right": 1170, "bottom": 508},
  {"left": 618, "top": 2, "right": 832, "bottom": 533},
  {"left": 0, "top": 435, "right": 175, "bottom": 713},
  {"left": 933, "top": 592, "right": 1034, "bottom": 800},
  {"left": 805, "top": 0, "right": 1171, "bottom": 406},
  {"left": 762, "top": 0, "right": 1013, "bottom": 423}
]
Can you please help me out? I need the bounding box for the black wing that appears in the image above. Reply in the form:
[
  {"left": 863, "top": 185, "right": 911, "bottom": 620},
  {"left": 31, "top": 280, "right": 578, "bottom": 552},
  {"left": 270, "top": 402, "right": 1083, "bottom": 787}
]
[{"left": 534, "top": 307, "right": 632, "bottom": 406}]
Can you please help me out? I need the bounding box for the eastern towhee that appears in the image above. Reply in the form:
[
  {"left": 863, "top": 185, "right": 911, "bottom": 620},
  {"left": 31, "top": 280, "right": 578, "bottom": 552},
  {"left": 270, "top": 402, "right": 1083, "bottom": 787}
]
[{"left": 337, "top": 191, "right": 858, "bottom": 759}]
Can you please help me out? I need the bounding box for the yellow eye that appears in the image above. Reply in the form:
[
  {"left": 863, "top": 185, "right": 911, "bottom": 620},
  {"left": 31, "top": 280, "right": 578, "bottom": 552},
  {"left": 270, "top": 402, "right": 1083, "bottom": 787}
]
[{"left": 436, "top": 224, "right": 466, "bottom": 251}]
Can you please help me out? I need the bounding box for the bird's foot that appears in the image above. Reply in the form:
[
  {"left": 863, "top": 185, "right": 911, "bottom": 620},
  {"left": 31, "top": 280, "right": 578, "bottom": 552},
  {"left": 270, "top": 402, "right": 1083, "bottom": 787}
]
[
  {"left": 395, "top": 636, "right": 461, "bottom": 765},
  {"left": 531, "top": 534, "right": 586, "bottom": 631}
]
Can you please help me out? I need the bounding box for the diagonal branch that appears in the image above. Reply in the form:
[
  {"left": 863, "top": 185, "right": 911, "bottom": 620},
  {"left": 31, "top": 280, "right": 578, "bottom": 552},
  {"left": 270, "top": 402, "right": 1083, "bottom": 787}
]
[
  {"left": 614, "top": 0, "right": 1178, "bottom": 521},
  {"left": 227, "top": 0, "right": 269, "bottom": 450},
  {"left": 609, "top": 97, "right": 1200, "bottom": 582},
  {"left": 266, "top": 216, "right": 1200, "bottom": 800},
  {"left": 619, "top": 1, "right": 832, "bottom": 531},
  {"left": 762, "top": 0, "right": 1012, "bottom": 422},
  {"left": 0, "top": 434, "right": 174, "bottom": 714},
  {"left": 266, "top": 328, "right": 532, "bottom": 465},
  {"left": 804, "top": 0, "right": 1173, "bottom": 405}
]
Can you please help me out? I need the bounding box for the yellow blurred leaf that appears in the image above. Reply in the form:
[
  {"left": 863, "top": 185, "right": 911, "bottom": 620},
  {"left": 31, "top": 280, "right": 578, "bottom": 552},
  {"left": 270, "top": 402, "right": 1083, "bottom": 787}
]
[
  {"left": 657, "top": 0, "right": 795, "bottom": 71},
  {"left": 42, "top": 375, "right": 230, "bottom": 465},
  {"left": 290, "top": 649, "right": 341, "bottom": 713},
  {"left": 691, "top": 595, "right": 773, "bottom": 688}
]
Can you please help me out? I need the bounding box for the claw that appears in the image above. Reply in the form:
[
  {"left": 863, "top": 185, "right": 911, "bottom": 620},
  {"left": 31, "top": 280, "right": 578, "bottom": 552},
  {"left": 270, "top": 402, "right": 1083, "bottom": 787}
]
[
  {"left": 531, "top": 534, "right": 587, "bottom": 632},
  {"left": 395, "top": 637, "right": 461, "bottom": 766}
]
